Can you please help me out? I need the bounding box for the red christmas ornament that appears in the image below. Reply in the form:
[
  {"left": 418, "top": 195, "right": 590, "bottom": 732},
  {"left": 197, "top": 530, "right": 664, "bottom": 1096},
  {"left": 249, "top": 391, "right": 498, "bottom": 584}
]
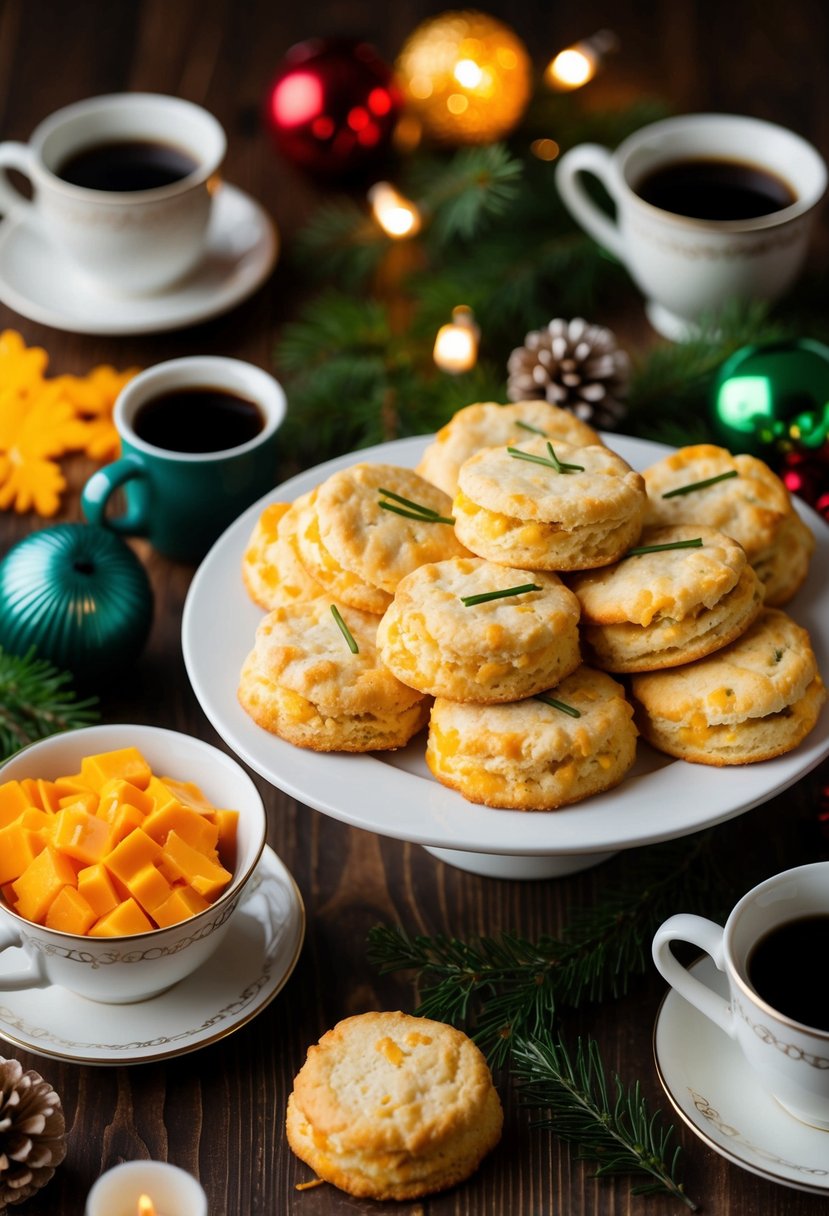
[
  {"left": 781, "top": 444, "right": 829, "bottom": 521},
  {"left": 265, "top": 38, "right": 402, "bottom": 179}
]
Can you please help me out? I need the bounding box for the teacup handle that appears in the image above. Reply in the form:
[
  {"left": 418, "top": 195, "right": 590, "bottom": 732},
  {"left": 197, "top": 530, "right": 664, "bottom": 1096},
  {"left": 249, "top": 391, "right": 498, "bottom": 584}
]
[
  {"left": 652, "top": 913, "right": 735, "bottom": 1037},
  {"left": 0, "top": 142, "right": 36, "bottom": 220},
  {"left": 81, "top": 455, "right": 150, "bottom": 538},
  {"left": 0, "top": 920, "right": 48, "bottom": 990},
  {"left": 555, "top": 144, "right": 626, "bottom": 263}
]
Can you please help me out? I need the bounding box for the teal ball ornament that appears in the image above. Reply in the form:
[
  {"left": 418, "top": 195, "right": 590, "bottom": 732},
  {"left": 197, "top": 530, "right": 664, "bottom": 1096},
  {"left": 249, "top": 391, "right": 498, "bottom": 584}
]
[
  {"left": 711, "top": 338, "right": 829, "bottom": 460},
  {"left": 0, "top": 524, "right": 153, "bottom": 689}
]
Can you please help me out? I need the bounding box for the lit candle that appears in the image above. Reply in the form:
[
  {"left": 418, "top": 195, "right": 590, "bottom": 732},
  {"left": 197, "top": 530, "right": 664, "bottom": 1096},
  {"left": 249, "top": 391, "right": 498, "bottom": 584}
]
[
  {"left": 368, "top": 181, "right": 422, "bottom": 238},
  {"left": 433, "top": 306, "right": 480, "bottom": 373},
  {"left": 545, "top": 29, "right": 619, "bottom": 91},
  {"left": 85, "top": 1161, "right": 207, "bottom": 1216}
]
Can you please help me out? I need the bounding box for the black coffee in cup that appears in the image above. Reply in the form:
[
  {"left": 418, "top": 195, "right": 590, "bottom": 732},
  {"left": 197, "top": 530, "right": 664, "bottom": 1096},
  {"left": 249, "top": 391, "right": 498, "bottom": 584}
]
[
  {"left": 634, "top": 157, "right": 796, "bottom": 221},
  {"left": 747, "top": 913, "right": 829, "bottom": 1030},
  {"left": 56, "top": 139, "right": 199, "bottom": 192},
  {"left": 133, "top": 387, "right": 265, "bottom": 454}
]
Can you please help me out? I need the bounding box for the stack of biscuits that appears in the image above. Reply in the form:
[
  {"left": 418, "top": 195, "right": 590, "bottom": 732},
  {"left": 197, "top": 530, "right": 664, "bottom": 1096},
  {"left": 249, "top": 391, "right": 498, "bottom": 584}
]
[{"left": 239, "top": 402, "right": 825, "bottom": 803}]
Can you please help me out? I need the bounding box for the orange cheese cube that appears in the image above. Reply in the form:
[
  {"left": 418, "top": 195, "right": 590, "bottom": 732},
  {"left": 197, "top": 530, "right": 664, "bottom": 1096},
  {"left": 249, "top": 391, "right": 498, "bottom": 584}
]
[
  {"left": 89, "top": 898, "right": 154, "bottom": 937},
  {"left": 105, "top": 803, "right": 146, "bottom": 846},
  {"left": 58, "top": 791, "right": 98, "bottom": 814},
  {"left": 210, "top": 810, "right": 239, "bottom": 870},
  {"left": 97, "top": 778, "right": 154, "bottom": 820},
  {"left": 160, "top": 778, "right": 215, "bottom": 814},
  {"left": 54, "top": 774, "right": 93, "bottom": 797},
  {"left": 36, "top": 779, "right": 62, "bottom": 814},
  {"left": 104, "top": 828, "right": 162, "bottom": 884},
  {"left": 12, "top": 847, "right": 78, "bottom": 924},
  {"left": 0, "top": 780, "right": 29, "bottom": 828},
  {"left": 161, "top": 831, "right": 232, "bottom": 900},
  {"left": 145, "top": 775, "right": 180, "bottom": 814},
  {"left": 1, "top": 881, "right": 18, "bottom": 910},
  {"left": 20, "top": 778, "right": 43, "bottom": 809},
  {"left": 143, "top": 804, "right": 219, "bottom": 854},
  {"left": 0, "top": 819, "right": 43, "bottom": 885},
  {"left": 80, "top": 748, "right": 152, "bottom": 793},
  {"left": 77, "top": 863, "right": 121, "bottom": 918},
  {"left": 153, "top": 885, "right": 210, "bottom": 927},
  {"left": 126, "top": 865, "right": 173, "bottom": 914},
  {"left": 45, "top": 885, "right": 97, "bottom": 935},
  {"left": 52, "top": 806, "right": 112, "bottom": 866}
]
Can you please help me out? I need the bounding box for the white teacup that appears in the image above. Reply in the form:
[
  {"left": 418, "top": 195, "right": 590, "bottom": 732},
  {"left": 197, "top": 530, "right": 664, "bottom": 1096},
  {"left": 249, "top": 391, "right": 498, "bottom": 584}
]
[
  {"left": 556, "top": 113, "right": 827, "bottom": 339},
  {"left": 0, "top": 93, "right": 226, "bottom": 295},
  {"left": 0, "top": 724, "right": 266, "bottom": 1004},
  {"left": 653, "top": 862, "right": 829, "bottom": 1129}
]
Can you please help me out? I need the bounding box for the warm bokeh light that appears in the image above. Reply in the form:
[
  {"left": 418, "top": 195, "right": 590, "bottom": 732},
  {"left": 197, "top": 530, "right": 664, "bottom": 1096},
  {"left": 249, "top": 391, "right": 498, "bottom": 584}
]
[
  {"left": 137, "top": 1196, "right": 157, "bottom": 1216},
  {"left": 368, "top": 181, "right": 422, "bottom": 238},
  {"left": 433, "top": 307, "right": 480, "bottom": 373},
  {"left": 453, "top": 58, "right": 484, "bottom": 89},
  {"left": 270, "top": 73, "right": 324, "bottom": 126},
  {"left": 544, "top": 29, "right": 619, "bottom": 91},
  {"left": 530, "top": 138, "right": 561, "bottom": 162}
]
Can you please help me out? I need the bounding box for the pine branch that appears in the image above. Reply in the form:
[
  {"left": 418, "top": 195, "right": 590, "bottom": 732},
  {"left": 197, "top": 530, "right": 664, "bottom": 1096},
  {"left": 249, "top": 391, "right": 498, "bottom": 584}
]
[
  {"left": 512, "top": 1034, "right": 698, "bottom": 1210},
  {"left": 0, "top": 647, "right": 99, "bottom": 761},
  {"left": 407, "top": 143, "right": 524, "bottom": 244},
  {"left": 291, "top": 198, "right": 387, "bottom": 289}
]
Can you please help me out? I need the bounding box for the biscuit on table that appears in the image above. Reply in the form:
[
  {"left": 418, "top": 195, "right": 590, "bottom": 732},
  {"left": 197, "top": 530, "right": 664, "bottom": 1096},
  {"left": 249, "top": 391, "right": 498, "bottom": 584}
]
[
  {"left": 642, "top": 443, "right": 813, "bottom": 605},
  {"left": 569, "top": 525, "right": 765, "bottom": 672},
  {"left": 426, "top": 666, "right": 637, "bottom": 810},
  {"left": 453, "top": 437, "right": 646, "bottom": 570},
  {"left": 377, "top": 556, "right": 581, "bottom": 701},
  {"left": 294, "top": 486, "right": 393, "bottom": 615},
  {"left": 286, "top": 1011, "right": 503, "bottom": 1201},
  {"left": 630, "top": 608, "right": 826, "bottom": 765},
  {"left": 416, "top": 399, "right": 602, "bottom": 497},
  {"left": 241, "top": 495, "right": 324, "bottom": 610},
  {"left": 238, "top": 597, "right": 429, "bottom": 751}
]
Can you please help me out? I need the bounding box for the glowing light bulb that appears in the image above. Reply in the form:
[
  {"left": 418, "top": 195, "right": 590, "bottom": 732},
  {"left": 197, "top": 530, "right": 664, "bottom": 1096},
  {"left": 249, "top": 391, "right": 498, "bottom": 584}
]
[
  {"left": 545, "top": 29, "right": 618, "bottom": 91},
  {"left": 453, "top": 58, "right": 484, "bottom": 89},
  {"left": 137, "top": 1196, "right": 158, "bottom": 1216},
  {"left": 433, "top": 307, "right": 480, "bottom": 373},
  {"left": 368, "top": 181, "right": 422, "bottom": 238}
]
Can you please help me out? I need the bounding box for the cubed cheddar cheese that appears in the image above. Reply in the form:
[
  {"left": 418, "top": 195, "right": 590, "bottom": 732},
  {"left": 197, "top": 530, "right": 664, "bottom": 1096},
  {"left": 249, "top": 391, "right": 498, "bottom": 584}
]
[
  {"left": 77, "top": 863, "right": 121, "bottom": 918},
  {"left": 162, "top": 831, "right": 232, "bottom": 900},
  {"left": 211, "top": 810, "right": 239, "bottom": 871},
  {"left": 36, "top": 779, "right": 63, "bottom": 814},
  {"left": 153, "top": 885, "right": 210, "bottom": 927},
  {"left": 58, "top": 791, "right": 98, "bottom": 815},
  {"left": 80, "top": 748, "right": 152, "bottom": 793},
  {"left": 144, "top": 775, "right": 180, "bottom": 814},
  {"left": 97, "top": 777, "right": 154, "bottom": 820},
  {"left": 0, "top": 818, "right": 45, "bottom": 885},
  {"left": 52, "top": 806, "right": 112, "bottom": 866},
  {"left": 89, "top": 898, "right": 154, "bottom": 937},
  {"left": 0, "top": 780, "right": 29, "bottom": 829},
  {"left": 143, "top": 804, "right": 219, "bottom": 853},
  {"left": 45, "top": 885, "right": 97, "bottom": 935},
  {"left": 20, "top": 778, "right": 43, "bottom": 809},
  {"left": 104, "top": 829, "right": 162, "bottom": 884},
  {"left": 159, "top": 778, "right": 215, "bottom": 815},
  {"left": 99, "top": 802, "right": 145, "bottom": 845},
  {"left": 125, "top": 865, "right": 173, "bottom": 915},
  {"left": 12, "top": 846, "right": 78, "bottom": 924}
]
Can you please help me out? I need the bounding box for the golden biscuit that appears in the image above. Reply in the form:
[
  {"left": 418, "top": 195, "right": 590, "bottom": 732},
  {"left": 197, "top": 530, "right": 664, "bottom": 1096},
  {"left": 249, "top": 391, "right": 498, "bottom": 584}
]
[
  {"left": 570, "top": 525, "right": 765, "bottom": 671},
  {"left": 238, "top": 598, "right": 428, "bottom": 751},
  {"left": 753, "top": 509, "right": 815, "bottom": 606},
  {"left": 294, "top": 487, "right": 392, "bottom": 615},
  {"left": 454, "top": 438, "right": 646, "bottom": 570},
  {"left": 286, "top": 1011, "right": 503, "bottom": 1200},
  {"left": 377, "top": 557, "right": 581, "bottom": 701},
  {"left": 630, "top": 608, "right": 826, "bottom": 765},
  {"left": 416, "top": 399, "right": 602, "bottom": 496},
  {"left": 241, "top": 495, "right": 323, "bottom": 610},
  {"left": 426, "top": 666, "right": 637, "bottom": 809}
]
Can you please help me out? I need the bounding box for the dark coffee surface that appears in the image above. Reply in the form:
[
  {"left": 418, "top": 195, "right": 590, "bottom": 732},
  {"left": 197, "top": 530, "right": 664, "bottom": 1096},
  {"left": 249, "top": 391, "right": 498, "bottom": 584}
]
[
  {"left": 133, "top": 387, "right": 264, "bottom": 453},
  {"left": 747, "top": 914, "right": 829, "bottom": 1030},
  {"left": 634, "top": 157, "right": 796, "bottom": 220},
  {"left": 56, "top": 139, "right": 199, "bottom": 191}
]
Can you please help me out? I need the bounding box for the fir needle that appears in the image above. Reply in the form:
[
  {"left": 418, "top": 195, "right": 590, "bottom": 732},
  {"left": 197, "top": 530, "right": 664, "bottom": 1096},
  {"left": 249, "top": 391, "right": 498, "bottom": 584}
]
[
  {"left": 330, "top": 604, "right": 359, "bottom": 653},
  {"left": 460, "top": 582, "right": 541, "bottom": 606},
  {"left": 662, "top": 470, "right": 738, "bottom": 497}
]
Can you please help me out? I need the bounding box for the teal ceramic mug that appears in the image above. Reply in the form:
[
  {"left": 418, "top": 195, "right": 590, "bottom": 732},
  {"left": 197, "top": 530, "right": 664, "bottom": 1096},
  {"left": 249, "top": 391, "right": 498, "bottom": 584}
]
[{"left": 81, "top": 356, "right": 286, "bottom": 562}]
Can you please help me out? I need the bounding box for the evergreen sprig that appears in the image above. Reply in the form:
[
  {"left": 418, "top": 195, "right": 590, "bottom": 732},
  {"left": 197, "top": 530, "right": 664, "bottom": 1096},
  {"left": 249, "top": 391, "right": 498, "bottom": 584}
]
[
  {"left": 368, "top": 830, "right": 731, "bottom": 1064},
  {"left": 512, "top": 1034, "right": 698, "bottom": 1210},
  {"left": 0, "top": 647, "right": 99, "bottom": 761}
]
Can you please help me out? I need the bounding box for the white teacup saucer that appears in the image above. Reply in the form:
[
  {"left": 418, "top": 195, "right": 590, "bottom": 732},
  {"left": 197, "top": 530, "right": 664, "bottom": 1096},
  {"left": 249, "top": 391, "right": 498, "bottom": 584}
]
[
  {"left": 0, "top": 183, "right": 278, "bottom": 334},
  {"left": 0, "top": 846, "right": 304, "bottom": 1065},
  {"left": 654, "top": 955, "right": 829, "bottom": 1195}
]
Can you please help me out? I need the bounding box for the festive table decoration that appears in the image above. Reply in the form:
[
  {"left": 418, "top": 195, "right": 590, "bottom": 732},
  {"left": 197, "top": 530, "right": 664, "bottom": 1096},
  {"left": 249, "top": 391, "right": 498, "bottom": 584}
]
[
  {"left": 0, "top": 330, "right": 137, "bottom": 516},
  {"left": 265, "top": 38, "right": 402, "bottom": 179},
  {"left": 433, "top": 305, "right": 480, "bottom": 372},
  {"left": 0, "top": 1056, "right": 66, "bottom": 1210},
  {"left": 544, "top": 29, "right": 619, "bottom": 91},
  {"left": 0, "top": 524, "right": 153, "bottom": 689},
  {"left": 396, "top": 10, "right": 532, "bottom": 144},
  {"left": 0, "top": 647, "right": 98, "bottom": 762},
  {"left": 506, "top": 317, "right": 629, "bottom": 428},
  {"left": 367, "top": 180, "right": 422, "bottom": 238},
  {"left": 84, "top": 1160, "right": 207, "bottom": 1216}
]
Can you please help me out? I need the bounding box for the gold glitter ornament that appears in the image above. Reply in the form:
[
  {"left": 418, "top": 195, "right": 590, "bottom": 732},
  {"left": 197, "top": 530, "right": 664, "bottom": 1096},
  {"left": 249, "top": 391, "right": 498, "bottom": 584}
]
[{"left": 396, "top": 10, "right": 532, "bottom": 144}]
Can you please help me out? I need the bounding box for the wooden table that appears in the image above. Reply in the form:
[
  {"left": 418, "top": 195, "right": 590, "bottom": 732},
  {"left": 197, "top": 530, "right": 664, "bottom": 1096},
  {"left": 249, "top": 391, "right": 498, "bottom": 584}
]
[{"left": 2, "top": 3, "right": 829, "bottom": 1212}]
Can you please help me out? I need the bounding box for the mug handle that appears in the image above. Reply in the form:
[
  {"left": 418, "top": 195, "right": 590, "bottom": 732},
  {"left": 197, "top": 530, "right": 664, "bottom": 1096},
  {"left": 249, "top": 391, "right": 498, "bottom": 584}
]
[
  {"left": 555, "top": 144, "right": 626, "bottom": 263},
  {"left": 81, "top": 455, "right": 150, "bottom": 537},
  {"left": 0, "top": 142, "right": 37, "bottom": 220},
  {"left": 652, "top": 913, "right": 735, "bottom": 1037},
  {"left": 0, "top": 920, "right": 48, "bottom": 990}
]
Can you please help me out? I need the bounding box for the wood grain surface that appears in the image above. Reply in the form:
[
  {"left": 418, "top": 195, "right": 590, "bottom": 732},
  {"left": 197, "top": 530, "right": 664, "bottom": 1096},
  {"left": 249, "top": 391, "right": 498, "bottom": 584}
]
[{"left": 1, "top": 2, "right": 828, "bottom": 1212}]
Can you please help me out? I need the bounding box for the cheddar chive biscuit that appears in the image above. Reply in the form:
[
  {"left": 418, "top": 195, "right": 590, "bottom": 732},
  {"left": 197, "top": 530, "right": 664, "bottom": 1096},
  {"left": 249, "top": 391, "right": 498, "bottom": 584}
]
[
  {"left": 242, "top": 495, "right": 324, "bottom": 610},
  {"left": 570, "top": 525, "right": 765, "bottom": 672},
  {"left": 630, "top": 608, "right": 826, "bottom": 765},
  {"left": 286, "top": 1011, "right": 503, "bottom": 1201},
  {"left": 377, "top": 557, "right": 581, "bottom": 702}
]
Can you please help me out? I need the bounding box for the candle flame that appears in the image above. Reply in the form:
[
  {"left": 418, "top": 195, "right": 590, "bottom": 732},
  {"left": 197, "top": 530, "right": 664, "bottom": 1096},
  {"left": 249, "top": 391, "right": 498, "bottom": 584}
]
[
  {"left": 433, "top": 306, "right": 480, "bottom": 374},
  {"left": 368, "top": 181, "right": 422, "bottom": 238},
  {"left": 545, "top": 29, "right": 618, "bottom": 91},
  {"left": 137, "top": 1195, "right": 157, "bottom": 1216}
]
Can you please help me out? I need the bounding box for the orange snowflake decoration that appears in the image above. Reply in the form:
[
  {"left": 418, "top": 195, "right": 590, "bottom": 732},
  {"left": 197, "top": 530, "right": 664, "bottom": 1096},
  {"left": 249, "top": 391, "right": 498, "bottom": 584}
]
[{"left": 0, "top": 330, "right": 138, "bottom": 516}]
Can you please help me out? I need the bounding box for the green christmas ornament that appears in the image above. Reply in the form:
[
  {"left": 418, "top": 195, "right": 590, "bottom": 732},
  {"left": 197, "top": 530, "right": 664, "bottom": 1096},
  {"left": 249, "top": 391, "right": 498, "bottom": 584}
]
[
  {"left": 0, "top": 524, "right": 153, "bottom": 690},
  {"left": 711, "top": 337, "right": 829, "bottom": 459}
]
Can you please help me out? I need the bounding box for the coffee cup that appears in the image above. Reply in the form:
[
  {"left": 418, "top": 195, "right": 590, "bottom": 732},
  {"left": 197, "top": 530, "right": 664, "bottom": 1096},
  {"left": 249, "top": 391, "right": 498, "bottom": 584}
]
[
  {"left": 0, "top": 93, "right": 226, "bottom": 295},
  {"left": 556, "top": 113, "right": 827, "bottom": 339},
  {"left": 81, "top": 356, "right": 286, "bottom": 562},
  {"left": 653, "top": 862, "right": 829, "bottom": 1129}
]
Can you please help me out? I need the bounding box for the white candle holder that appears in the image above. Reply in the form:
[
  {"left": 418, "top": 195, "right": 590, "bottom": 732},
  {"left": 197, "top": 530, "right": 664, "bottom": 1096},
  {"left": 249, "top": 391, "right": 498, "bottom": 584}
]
[{"left": 85, "top": 1161, "right": 208, "bottom": 1216}]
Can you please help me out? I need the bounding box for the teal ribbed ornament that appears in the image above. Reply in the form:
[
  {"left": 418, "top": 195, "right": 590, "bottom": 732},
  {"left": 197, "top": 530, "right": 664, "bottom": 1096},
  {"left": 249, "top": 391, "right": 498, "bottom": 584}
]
[{"left": 0, "top": 524, "right": 153, "bottom": 689}]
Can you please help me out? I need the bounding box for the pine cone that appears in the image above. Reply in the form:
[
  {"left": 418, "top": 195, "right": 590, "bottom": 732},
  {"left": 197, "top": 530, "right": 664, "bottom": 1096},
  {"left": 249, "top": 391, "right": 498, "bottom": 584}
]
[
  {"left": 507, "top": 317, "right": 630, "bottom": 429},
  {"left": 0, "top": 1057, "right": 66, "bottom": 1210}
]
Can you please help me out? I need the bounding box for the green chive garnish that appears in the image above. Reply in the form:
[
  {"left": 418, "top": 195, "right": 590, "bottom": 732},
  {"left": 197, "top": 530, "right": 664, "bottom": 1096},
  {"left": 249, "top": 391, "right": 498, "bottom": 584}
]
[
  {"left": 515, "top": 420, "right": 547, "bottom": 436},
  {"left": 627, "top": 538, "right": 704, "bottom": 557},
  {"left": 377, "top": 487, "right": 454, "bottom": 525},
  {"left": 537, "top": 694, "right": 581, "bottom": 718},
  {"left": 331, "top": 604, "right": 359, "bottom": 654},
  {"left": 507, "top": 442, "right": 584, "bottom": 474},
  {"left": 460, "top": 582, "right": 540, "bottom": 607},
  {"left": 662, "top": 470, "right": 738, "bottom": 498}
]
